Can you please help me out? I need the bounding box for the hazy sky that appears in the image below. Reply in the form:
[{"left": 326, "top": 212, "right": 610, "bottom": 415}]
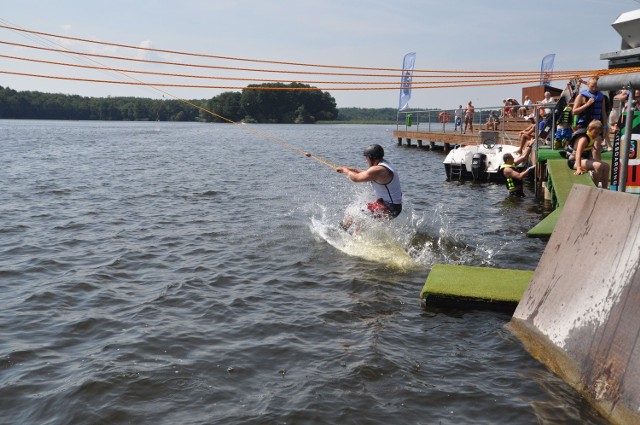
[{"left": 1, "top": 0, "right": 638, "bottom": 110}]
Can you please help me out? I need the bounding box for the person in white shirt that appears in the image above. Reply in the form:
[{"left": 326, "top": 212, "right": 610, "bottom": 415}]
[{"left": 454, "top": 105, "right": 463, "bottom": 131}]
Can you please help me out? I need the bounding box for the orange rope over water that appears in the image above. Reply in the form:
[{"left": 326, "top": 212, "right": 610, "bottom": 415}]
[
  {"left": 3, "top": 39, "right": 614, "bottom": 81},
  {"left": 0, "top": 23, "right": 343, "bottom": 171},
  {"left": 0, "top": 24, "right": 631, "bottom": 81},
  {"left": 4, "top": 52, "right": 633, "bottom": 86},
  {"left": 1, "top": 21, "right": 637, "bottom": 170},
  {"left": 1, "top": 69, "right": 628, "bottom": 90}
]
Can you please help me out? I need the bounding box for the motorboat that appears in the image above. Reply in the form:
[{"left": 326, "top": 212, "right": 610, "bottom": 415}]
[{"left": 443, "top": 131, "right": 524, "bottom": 181}]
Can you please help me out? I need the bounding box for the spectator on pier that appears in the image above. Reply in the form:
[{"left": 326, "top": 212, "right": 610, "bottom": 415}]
[
  {"left": 609, "top": 89, "right": 640, "bottom": 132},
  {"left": 514, "top": 115, "right": 536, "bottom": 155},
  {"left": 539, "top": 91, "right": 555, "bottom": 116},
  {"left": 337, "top": 144, "right": 403, "bottom": 231},
  {"left": 573, "top": 77, "right": 611, "bottom": 151},
  {"left": 463, "top": 101, "right": 474, "bottom": 134},
  {"left": 518, "top": 96, "right": 532, "bottom": 117},
  {"left": 506, "top": 98, "right": 519, "bottom": 117},
  {"left": 454, "top": 104, "right": 463, "bottom": 131},
  {"left": 554, "top": 102, "right": 573, "bottom": 149},
  {"left": 567, "top": 119, "right": 609, "bottom": 189},
  {"left": 499, "top": 148, "right": 535, "bottom": 197},
  {"left": 485, "top": 111, "right": 500, "bottom": 130},
  {"left": 501, "top": 99, "right": 512, "bottom": 118}
]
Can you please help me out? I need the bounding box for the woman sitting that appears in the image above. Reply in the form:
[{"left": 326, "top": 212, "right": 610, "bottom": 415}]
[{"left": 567, "top": 119, "right": 609, "bottom": 189}]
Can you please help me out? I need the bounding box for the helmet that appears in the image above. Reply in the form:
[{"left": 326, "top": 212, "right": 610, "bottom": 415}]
[{"left": 363, "top": 144, "right": 384, "bottom": 160}]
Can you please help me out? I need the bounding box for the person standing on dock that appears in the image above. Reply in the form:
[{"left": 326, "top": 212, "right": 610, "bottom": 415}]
[
  {"left": 463, "top": 101, "right": 474, "bottom": 134},
  {"left": 499, "top": 149, "right": 535, "bottom": 197},
  {"left": 572, "top": 77, "right": 611, "bottom": 151},
  {"left": 337, "top": 144, "right": 403, "bottom": 230},
  {"left": 454, "top": 105, "right": 463, "bottom": 132}
]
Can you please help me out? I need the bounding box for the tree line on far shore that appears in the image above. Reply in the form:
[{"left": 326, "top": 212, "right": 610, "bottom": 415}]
[{"left": 0, "top": 84, "right": 401, "bottom": 124}]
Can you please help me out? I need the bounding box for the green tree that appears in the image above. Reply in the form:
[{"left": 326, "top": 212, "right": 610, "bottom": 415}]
[{"left": 207, "top": 92, "right": 243, "bottom": 123}]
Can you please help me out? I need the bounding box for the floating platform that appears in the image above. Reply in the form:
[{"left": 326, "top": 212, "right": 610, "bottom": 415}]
[{"left": 420, "top": 264, "right": 533, "bottom": 312}]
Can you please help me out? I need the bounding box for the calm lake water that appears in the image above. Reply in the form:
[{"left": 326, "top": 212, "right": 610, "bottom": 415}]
[{"left": 0, "top": 120, "right": 607, "bottom": 424}]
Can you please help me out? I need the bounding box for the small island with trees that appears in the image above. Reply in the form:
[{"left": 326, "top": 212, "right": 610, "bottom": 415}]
[{"left": 0, "top": 83, "right": 400, "bottom": 124}]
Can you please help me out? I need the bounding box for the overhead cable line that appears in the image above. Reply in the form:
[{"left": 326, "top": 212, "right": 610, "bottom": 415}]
[
  {"left": 0, "top": 20, "right": 341, "bottom": 171},
  {"left": 0, "top": 53, "right": 609, "bottom": 87}
]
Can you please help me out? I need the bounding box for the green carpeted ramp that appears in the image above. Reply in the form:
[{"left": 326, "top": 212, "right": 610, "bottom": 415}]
[
  {"left": 527, "top": 159, "right": 596, "bottom": 238},
  {"left": 420, "top": 264, "right": 534, "bottom": 312}
]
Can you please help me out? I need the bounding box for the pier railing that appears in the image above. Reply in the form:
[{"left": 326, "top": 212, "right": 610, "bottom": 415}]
[{"left": 396, "top": 102, "right": 560, "bottom": 149}]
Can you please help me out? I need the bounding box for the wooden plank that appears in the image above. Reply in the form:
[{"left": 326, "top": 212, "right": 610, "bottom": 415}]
[{"left": 512, "top": 185, "right": 640, "bottom": 425}]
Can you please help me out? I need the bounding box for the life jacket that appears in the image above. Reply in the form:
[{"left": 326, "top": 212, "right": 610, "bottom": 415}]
[
  {"left": 499, "top": 163, "right": 520, "bottom": 191},
  {"left": 371, "top": 161, "right": 402, "bottom": 205},
  {"left": 558, "top": 105, "right": 572, "bottom": 125},
  {"left": 570, "top": 128, "right": 594, "bottom": 158},
  {"left": 578, "top": 89, "right": 604, "bottom": 122}
]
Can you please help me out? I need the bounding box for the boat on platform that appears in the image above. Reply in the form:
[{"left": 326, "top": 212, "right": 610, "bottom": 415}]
[{"left": 443, "top": 131, "right": 525, "bottom": 181}]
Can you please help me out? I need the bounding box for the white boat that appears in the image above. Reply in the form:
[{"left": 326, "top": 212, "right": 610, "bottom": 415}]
[{"left": 443, "top": 131, "right": 525, "bottom": 181}]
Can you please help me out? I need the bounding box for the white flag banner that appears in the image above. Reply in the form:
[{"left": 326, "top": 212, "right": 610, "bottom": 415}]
[
  {"left": 540, "top": 53, "right": 555, "bottom": 86},
  {"left": 398, "top": 52, "right": 416, "bottom": 111}
]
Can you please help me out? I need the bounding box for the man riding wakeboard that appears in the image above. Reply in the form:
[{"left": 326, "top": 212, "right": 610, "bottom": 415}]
[{"left": 336, "top": 144, "right": 403, "bottom": 231}]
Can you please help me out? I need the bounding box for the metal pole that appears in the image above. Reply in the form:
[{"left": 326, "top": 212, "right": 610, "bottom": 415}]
[
  {"left": 534, "top": 105, "right": 540, "bottom": 196},
  {"left": 619, "top": 86, "right": 635, "bottom": 192}
]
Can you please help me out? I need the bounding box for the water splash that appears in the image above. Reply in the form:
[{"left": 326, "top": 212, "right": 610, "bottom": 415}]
[{"left": 308, "top": 200, "right": 496, "bottom": 270}]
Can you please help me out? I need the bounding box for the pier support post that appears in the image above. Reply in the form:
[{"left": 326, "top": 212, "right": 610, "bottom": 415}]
[{"left": 397, "top": 137, "right": 402, "bottom": 146}]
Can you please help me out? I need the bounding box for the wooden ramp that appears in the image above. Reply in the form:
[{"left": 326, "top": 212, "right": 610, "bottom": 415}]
[{"left": 510, "top": 185, "right": 640, "bottom": 425}]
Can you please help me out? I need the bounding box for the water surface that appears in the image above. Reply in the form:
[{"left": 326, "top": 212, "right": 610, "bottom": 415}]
[{"left": 0, "top": 120, "right": 606, "bottom": 424}]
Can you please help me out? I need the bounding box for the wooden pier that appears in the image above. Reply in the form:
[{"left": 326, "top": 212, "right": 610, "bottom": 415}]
[{"left": 393, "top": 118, "right": 530, "bottom": 149}]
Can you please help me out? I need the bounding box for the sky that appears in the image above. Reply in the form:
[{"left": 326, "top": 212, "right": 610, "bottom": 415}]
[{"left": 1, "top": 0, "right": 639, "bottom": 110}]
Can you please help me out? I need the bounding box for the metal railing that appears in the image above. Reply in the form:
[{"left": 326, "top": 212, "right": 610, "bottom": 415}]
[{"left": 397, "top": 102, "right": 560, "bottom": 149}]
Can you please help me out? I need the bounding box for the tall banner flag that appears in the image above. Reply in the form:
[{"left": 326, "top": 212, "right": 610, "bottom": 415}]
[
  {"left": 398, "top": 52, "right": 416, "bottom": 111},
  {"left": 540, "top": 53, "right": 555, "bottom": 86}
]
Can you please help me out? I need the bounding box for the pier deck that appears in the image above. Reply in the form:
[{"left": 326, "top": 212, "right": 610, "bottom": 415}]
[{"left": 393, "top": 129, "right": 521, "bottom": 149}]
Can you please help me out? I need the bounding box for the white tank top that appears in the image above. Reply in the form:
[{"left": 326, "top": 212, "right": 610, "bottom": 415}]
[{"left": 372, "top": 161, "right": 402, "bottom": 205}]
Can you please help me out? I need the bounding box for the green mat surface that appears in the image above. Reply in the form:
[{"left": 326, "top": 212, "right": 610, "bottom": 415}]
[
  {"left": 421, "top": 264, "right": 533, "bottom": 311},
  {"left": 527, "top": 208, "right": 563, "bottom": 238},
  {"left": 536, "top": 147, "right": 612, "bottom": 163},
  {"left": 546, "top": 159, "right": 595, "bottom": 207},
  {"left": 527, "top": 155, "right": 608, "bottom": 238}
]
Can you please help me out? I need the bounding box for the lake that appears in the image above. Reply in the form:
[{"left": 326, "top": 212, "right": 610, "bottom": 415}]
[{"left": 0, "top": 120, "right": 607, "bottom": 424}]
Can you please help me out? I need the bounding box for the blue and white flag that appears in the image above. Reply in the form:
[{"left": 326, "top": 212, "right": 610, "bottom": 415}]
[
  {"left": 398, "top": 52, "right": 416, "bottom": 111},
  {"left": 540, "top": 53, "right": 555, "bottom": 86}
]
